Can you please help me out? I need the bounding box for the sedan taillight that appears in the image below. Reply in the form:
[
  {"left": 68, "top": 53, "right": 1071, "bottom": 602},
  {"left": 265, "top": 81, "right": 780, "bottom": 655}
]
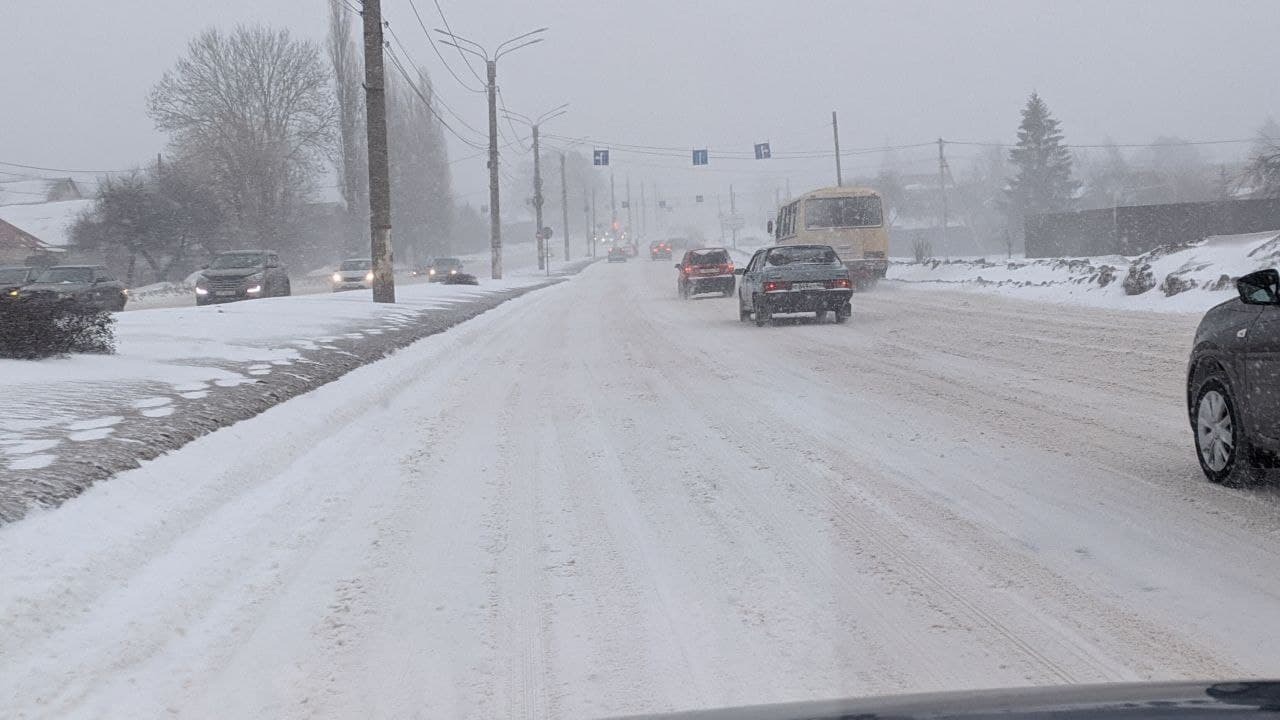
[
  {"left": 763, "top": 281, "right": 791, "bottom": 292},
  {"left": 829, "top": 278, "right": 852, "bottom": 289}
]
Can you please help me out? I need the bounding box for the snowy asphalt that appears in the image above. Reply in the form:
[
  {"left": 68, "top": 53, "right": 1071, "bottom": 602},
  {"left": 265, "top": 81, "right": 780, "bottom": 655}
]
[{"left": 4, "top": 257, "right": 1280, "bottom": 718}]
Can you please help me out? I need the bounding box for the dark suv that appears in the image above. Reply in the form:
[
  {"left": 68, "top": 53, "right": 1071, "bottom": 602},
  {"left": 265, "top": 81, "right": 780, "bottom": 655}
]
[
  {"left": 16, "top": 265, "right": 128, "bottom": 311},
  {"left": 0, "top": 266, "right": 37, "bottom": 298},
  {"left": 649, "top": 240, "right": 672, "bottom": 260},
  {"left": 195, "top": 251, "right": 291, "bottom": 305},
  {"left": 675, "top": 248, "right": 735, "bottom": 298},
  {"left": 1187, "top": 268, "right": 1280, "bottom": 485}
]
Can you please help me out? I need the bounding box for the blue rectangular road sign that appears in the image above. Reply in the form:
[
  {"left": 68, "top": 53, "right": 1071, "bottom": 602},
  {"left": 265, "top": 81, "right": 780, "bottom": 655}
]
[
  {"left": 593, "top": 149, "right": 610, "bottom": 166},
  {"left": 754, "top": 142, "right": 771, "bottom": 159},
  {"left": 692, "top": 149, "right": 708, "bottom": 166}
]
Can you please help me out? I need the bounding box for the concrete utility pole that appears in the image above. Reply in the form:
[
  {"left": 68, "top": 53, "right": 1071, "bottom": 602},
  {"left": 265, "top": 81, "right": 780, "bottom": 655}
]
[
  {"left": 362, "top": 0, "right": 395, "bottom": 302},
  {"left": 717, "top": 194, "right": 725, "bottom": 244},
  {"left": 937, "top": 138, "right": 948, "bottom": 238},
  {"left": 583, "top": 192, "right": 591, "bottom": 258},
  {"left": 832, "top": 110, "right": 843, "bottom": 187},
  {"left": 532, "top": 124, "right": 545, "bottom": 270},
  {"left": 640, "top": 183, "right": 647, "bottom": 240},
  {"left": 591, "top": 187, "right": 598, "bottom": 256},
  {"left": 730, "top": 183, "right": 738, "bottom": 249},
  {"left": 561, "top": 153, "right": 570, "bottom": 262},
  {"left": 437, "top": 27, "right": 548, "bottom": 280},
  {"left": 610, "top": 172, "right": 617, "bottom": 234},
  {"left": 626, "top": 176, "right": 633, "bottom": 241}
]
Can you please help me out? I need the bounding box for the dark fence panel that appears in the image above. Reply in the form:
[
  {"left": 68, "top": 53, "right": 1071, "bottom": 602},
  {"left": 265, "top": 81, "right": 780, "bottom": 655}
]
[{"left": 1026, "top": 198, "right": 1280, "bottom": 258}]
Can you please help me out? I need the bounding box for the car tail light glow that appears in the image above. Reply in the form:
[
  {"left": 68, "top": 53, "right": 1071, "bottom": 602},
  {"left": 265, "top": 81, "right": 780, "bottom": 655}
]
[
  {"left": 683, "top": 265, "right": 693, "bottom": 274},
  {"left": 830, "top": 278, "right": 852, "bottom": 289},
  {"left": 763, "top": 281, "right": 791, "bottom": 292}
]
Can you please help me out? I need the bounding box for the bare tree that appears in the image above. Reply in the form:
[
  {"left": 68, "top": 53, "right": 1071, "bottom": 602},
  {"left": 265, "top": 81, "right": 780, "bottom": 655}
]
[
  {"left": 147, "top": 25, "right": 335, "bottom": 251},
  {"left": 1245, "top": 118, "right": 1280, "bottom": 198},
  {"left": 328, "top": 0, "right": 367, "bottom": 225}
]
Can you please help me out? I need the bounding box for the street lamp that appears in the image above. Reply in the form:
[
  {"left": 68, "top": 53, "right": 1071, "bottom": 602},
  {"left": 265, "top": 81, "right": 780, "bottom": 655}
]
[
  {"left": 503, "top": 104, "right": 569, "bottom": 270},
  {"left": 437, "top": 27, "right": 548, "bottom": 280}
]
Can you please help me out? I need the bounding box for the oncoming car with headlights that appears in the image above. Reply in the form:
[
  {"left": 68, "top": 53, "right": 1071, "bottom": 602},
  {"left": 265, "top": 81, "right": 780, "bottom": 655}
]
[
  {"left": 331, "top": 258, "right": 374, "bottom": 291},
  {"left": 194, "top": 250, "right": 291, "bottom": 306},
  {"left": 426, "top": 257, "right": 463, "bottom": 282}
]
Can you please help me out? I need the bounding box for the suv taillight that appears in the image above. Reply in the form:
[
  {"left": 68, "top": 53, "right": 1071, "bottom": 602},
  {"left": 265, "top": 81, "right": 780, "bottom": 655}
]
[{"left": 763, "top": 281, "right": 791, "bottom": 292}]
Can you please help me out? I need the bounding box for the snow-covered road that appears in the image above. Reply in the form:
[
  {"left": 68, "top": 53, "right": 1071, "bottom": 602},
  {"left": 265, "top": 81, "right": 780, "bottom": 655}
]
[{"left": 5, "top": 258, "right": 1280, "bottom": 719}]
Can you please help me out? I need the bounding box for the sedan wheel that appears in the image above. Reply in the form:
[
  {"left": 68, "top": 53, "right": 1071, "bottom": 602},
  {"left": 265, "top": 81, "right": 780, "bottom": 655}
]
[
  {"left": 754, "top": 297, "right": 771, "bottom": 327},
  {"left": 1194, "top": 378, "right": 1261, "bottom": 486}
]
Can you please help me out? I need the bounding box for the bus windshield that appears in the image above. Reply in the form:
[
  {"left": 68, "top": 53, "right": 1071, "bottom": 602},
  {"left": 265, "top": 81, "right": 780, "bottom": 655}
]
[{"left": 805, "top": 196, "right": 883, "bottom": 229}]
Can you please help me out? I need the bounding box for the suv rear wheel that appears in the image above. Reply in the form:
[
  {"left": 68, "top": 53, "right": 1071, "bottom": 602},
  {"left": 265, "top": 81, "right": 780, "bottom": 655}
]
[{"left": 1194, "top": 376, "right": 1262, "bottom": 487}]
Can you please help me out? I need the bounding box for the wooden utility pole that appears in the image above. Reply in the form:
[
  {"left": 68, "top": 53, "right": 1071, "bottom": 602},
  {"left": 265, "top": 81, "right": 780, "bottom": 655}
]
[
  {"left": 362, "top": 0, "right": 395, "bottom": 302},
  {"left": 832, "top": 110, "right": 843, "bottom": 186},
  {"left": 533, "top": 123, "right": 545, "bottom": 270},
  {"left": 561, "top": 153, "right": 570, "bottom": 262}
]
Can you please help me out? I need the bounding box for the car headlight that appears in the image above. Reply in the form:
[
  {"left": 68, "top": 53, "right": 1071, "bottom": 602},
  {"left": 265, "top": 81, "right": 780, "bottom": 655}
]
[
  {"left": 332, "top": 272, "right": 342, "bottom": 283},
  {"left": 428, "top": 268, "right": 436, "bottom": 275},
  {"left": 450, "top": 269, "right": 457, "bottom": 274},
  {"left": 365, "top": 272, "right": 374, "bottom": 282},
  {"left": 246, "top": 285, "right": 263, "bottom": 294},
  {"left": 7, "top": 289, "right": 18, "bottom": 297},
  {"left": 195, "top": 287, "right": 208, "bottom": 295}
]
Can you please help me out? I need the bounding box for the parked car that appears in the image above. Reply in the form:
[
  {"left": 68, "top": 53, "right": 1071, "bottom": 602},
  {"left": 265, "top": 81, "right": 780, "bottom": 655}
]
[
  {"left": 737, "top": 244, "right": 852, "bottom": 326},
  {"left": 1186, "top": 268, "right": 1280, "bottom": 486},
  {"left": 425, "top": 257, "right": 463, "bottom": 282},
  {"left": 331, "top": 258, "right": 373, "bottom": 291},
  {"left": 0, "top": 266, "right": 37, "bottom": 298},
  {"left": 649, "top": 240, "right": 673, "bottom": 260},
  {"left": 607, "top": 246, "right": 629, "bottom": 263},
  {"left": 675, "top": 248, "right": 735, "bottom": 298},
  {"left": 14, "top": 265, "right": 128, "bottom": 311},
  {"left": 194, "top": 250, "right": 290, "bottom": 306}
]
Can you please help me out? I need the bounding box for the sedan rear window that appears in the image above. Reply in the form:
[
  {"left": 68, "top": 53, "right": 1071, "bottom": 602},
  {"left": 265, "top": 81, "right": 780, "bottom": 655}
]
[
  {"left": 689, "top": 249, "right": 729, "bottom": 265},
  {"left": 766, "top": 246, "right": 839, "bottom": 266}
]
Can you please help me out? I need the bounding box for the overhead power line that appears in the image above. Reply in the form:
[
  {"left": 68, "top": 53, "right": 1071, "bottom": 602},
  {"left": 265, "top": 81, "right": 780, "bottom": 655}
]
[
  {"left": 384, "top": 26, "right": 489, "bottom": 143},
  {"left": 383, "top": 44, "right": 486, "bottom": 150},
  {"left": 431, "top": 0, "right": 485, "bottom": 86},
  {"left": 404, "top": 0, "right": 485, "bottom": 93}
]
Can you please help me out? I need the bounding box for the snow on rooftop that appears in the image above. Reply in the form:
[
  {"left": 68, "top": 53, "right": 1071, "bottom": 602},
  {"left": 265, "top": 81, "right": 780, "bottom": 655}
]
[
  {"left": 0, "top": 180, "right": 57, "bottom": 206},
  {"left": 0, "top": 199, "right": 94, "bottom": 247}
]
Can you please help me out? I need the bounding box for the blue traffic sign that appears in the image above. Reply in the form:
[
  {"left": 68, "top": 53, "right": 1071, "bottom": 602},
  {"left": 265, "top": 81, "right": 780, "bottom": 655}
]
[
  {"left": 692, "top": 149, "right": 708, "bottom": 166},
  {"left": 754, "top": 142, "right": 771, "bottom": 159},
  {"left": 593, "top": 149, "right": 610, "bottom": 166}
]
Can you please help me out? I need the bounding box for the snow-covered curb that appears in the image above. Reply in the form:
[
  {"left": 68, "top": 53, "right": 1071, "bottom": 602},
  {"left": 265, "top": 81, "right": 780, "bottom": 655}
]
[{"left": 887, "top": 230, "right": 1280, "bottom": 313}]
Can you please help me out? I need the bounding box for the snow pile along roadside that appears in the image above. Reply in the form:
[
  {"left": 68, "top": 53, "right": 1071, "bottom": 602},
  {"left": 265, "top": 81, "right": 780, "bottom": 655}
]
[{"left": 888, "top": 230, "right": 1280, "bottom": 313}]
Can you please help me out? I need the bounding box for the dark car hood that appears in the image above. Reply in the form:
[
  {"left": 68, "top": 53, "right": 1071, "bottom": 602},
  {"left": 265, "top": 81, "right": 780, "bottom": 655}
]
[
  {"left": 21, "top": 282, "right": 92, "bottom": 294},
  {"left": 202, "top": 268, "right": 262, "bottom": 279},
  {"left": 605, "top": 681, "right": 1280, "bottom": 720}
]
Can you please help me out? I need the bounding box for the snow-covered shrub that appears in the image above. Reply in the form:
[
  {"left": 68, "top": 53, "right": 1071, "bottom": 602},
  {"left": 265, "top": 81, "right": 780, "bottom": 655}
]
[
  {"left": 0, "top": 297, "right": 116, "bottom": 359},
  {"left": 1123, "top": 263, "right": 1156, "bottom": 295}
]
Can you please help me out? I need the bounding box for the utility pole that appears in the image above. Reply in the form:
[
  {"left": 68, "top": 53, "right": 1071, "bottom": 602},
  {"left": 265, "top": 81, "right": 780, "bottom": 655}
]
[
  {"left": 591, "top": 187, "right": 598, "bottom": 256},
  {"left": 640, "top": 183, "right": 647, "bottom": 240},
  {"left": 717, "top": 194, "right": 725, "bottom": 244},
  {"left": 832, "top": 110, "right": 843, "bottom": 187},
  {"left": 437, "top": 27, "right": 548, "bottom": 280},
  {"left": 561, "top": 153, "right": 570, "bottom": 262},
  {"left": 730, "top": 183, "right": 738, "bottom": 249},
  {"left": 937, "top": 138, "right": 948, "bottom": 239},
  {"left": 583, "top": 192, "right": 591, "bottom": 258},
  {"left": 626, "top": 176, "right": 633, "bottom": 241},
  {"left": 610, "top": 172, "right": 617, "bottom": 238},
  {"left": 533, "top": 123, "right": 545, "bottom": 270},
  {"left": 362, "top": 0, "right": 394, "bottom": 302}
]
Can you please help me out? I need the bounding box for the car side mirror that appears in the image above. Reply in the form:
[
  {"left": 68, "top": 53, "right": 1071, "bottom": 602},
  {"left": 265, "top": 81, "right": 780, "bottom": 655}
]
[
  {"left": 767, "top": 220, "right": 774, "bottom": 235},
  {"left": 1237, "top": 269, "right": 1280, "bottom": 305},
  {"left": 674, "top": 263, "right": 682, "bottom": 269}
]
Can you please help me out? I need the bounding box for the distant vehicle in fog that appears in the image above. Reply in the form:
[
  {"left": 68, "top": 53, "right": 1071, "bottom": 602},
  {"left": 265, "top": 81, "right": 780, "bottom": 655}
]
[
  {"left": 607, "top": 246, "right": 629, "bottom": 263},
  {"left": 769, "top": 186, "right": 888, "bottom": 290},
  {"left": 1187, "top": 268, "right": 1280, "bottom": 486},
  {"left": 194, "top": 250, "right": 290, "bottom": 306},
  {"left": 425, "top": 257, "right": 463, "bottom": 282},
  {"left": 331, "top": 258, "right": 373, "bottom": 291},
  {"left": 649, "top": 240, "right": 672, "bottom": 260},
  {"left": 738, "top": 245, "right": 852, "bottom": 326},
  {"left": 14, "top": 265, "right": 128, "bottom": 311},
  {"left": 675, "top": 248, "right": 735, "bottom": 298}
]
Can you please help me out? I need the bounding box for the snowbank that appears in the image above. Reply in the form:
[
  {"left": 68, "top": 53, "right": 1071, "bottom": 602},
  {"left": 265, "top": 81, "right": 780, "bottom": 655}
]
[{"left": 888, "top": 230, "right": 1280, "bottom": 313}]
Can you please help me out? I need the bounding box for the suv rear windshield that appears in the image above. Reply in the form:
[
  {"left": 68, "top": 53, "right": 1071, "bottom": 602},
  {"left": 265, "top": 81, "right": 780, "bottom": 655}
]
[
  {"left": 340, "top": 259, "right": 372, "bottom": 271},
  {"left": 210, "top": 253, "right": 266, "bottom": 269},
  {"left": 689, "top": 249, "right": 729, "bottom": 265},
  {"left": 766, "top": 246, "right": 840, "bottom": 266},
  {"left": 35, "top": 267, "right": 93, "bottom": 283}
]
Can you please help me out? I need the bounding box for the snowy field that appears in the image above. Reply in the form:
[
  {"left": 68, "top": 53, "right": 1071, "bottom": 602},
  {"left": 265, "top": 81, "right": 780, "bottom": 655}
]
[
  {"left": 889, "top": 230, "right": 1280, "bottom": 313},
  {"left": 5, "top": 257, "right": 1280, "bottom": 718}
]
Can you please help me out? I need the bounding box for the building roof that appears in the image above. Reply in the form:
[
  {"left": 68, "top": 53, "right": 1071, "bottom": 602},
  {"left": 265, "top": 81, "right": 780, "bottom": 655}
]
[{"left": 0, "top": 199, "right": 94, "bottom": 248}]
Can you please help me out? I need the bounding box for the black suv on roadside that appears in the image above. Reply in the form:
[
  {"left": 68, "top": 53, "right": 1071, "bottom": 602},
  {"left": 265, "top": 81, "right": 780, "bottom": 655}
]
[
  {"left": 194, "top": 251, "right": 291, "bottom": 305},
  {"left": 0, "top": 266, "right": 37, "bottom": 299},
  {"left": 1188, "top": 268, "right": 1280, "bottom": 486},
  {"left": 16, "top": 265, "right": 128, "bottom": 311}
]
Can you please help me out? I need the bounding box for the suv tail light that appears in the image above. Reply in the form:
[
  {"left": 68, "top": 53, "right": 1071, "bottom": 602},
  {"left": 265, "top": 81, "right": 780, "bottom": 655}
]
[
  {"left": 763, "top": 280, "right": 791, "bottom": 293},
  {"left": 829, "top": 278, "right": 852, "bottom": 289}
]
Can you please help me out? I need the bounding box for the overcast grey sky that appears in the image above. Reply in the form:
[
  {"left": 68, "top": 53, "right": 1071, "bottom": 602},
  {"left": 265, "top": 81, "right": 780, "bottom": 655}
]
[{"left": 4, "top": 0, "right": 1279, "bottom": 225}]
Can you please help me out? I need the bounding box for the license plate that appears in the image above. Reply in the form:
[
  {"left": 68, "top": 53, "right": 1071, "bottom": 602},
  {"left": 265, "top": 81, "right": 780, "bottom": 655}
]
[
  {"left": 697, "top": 269, "right": 718, "bottom": 274},
  {"left": 794, "top": 282, "right": 824, "bottom": 290},
  {"left": 215, "top": 290, "right": 236, "bottom": 296}
]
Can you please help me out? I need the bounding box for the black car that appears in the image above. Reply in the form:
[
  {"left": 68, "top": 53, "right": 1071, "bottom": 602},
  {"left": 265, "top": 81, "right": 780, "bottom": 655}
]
[
  {"left": 737, "top": 245, "right": 852, "bottom": 326},
  {"left": 425, "top": 257, "right": 463, "bottom": 282},
  {"left": 0, "top": 266, "right": 36, "bottom": 298},
  {"left": 1187, "top": 268, "right": 1280, "bottom": 485},
  {"left": 649, "top": 240, "right": 672, "bottom": 260},
  {"left": 612, "top": 681, "right": 1280, "bottom": 720},
  {"left": 675, "top": 248, "right": 735, "bottom": 298},
  {"left": 194, "top": 250, "right": 290, "bottom": 305},
  {"left": 15, "top": 265, "right": 128, "bottom": 311}
]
